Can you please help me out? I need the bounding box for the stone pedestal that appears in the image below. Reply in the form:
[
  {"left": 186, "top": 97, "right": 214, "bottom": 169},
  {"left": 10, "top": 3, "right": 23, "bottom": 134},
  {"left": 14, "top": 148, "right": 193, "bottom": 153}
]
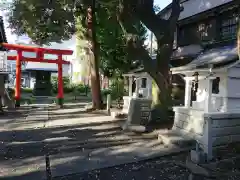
[
  {"left": 122, "top": 98, "right": 152, "bottom": 132},
  {"left": 0, "top": 74, "right": 7, "bottom": 110}
]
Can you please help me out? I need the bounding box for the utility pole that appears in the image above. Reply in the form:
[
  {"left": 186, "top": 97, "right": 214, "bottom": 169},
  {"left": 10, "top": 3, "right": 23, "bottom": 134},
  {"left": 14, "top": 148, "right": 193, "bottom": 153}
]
[{"left": 87, "top": 0, "right": 102, "bottom": 109}]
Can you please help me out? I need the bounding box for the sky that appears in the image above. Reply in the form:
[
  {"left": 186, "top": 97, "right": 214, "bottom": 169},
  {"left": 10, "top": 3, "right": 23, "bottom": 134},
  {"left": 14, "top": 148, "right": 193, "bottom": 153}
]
[
  {"left": 0, "top": 0, "right": 172, "bottom": 52},
  {"left": 155, "top": 0, "right": 172, "bottom": 9}
]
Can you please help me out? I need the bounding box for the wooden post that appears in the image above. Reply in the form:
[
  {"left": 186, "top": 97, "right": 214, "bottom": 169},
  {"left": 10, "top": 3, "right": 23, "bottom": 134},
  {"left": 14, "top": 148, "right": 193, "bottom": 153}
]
[
  {"left": 15, "top": 50, "right": 22, "bottom": 107},
  {"left": 147, "top": 77, "right": 152, "bottom": 98},
  {"left": 107, "top": 94, "right": 111, "bottom": 115},
  {"left": 135, "top": 78, "right": 140, "bottom": 97},
  {"left": 203, "top": 116, "right": 213, "bottom": 161},
  {"left": 57, "top": 55, "right": 64, "bottom": 107},
  {"left": 205, "top": 78, "right": 213, "bottom": 113},
  {"left": 184, "top": 78, "right": 192, "bottom": 107}
]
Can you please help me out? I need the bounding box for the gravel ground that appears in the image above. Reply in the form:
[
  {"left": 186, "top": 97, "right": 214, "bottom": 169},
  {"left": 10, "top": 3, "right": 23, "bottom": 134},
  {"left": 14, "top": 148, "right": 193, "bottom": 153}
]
[
  {"left": 54, "top": 153, "right": 191, "bottom": 180},
  {"left": 53, "top": 151, "right": 240, "bottom": 180}
]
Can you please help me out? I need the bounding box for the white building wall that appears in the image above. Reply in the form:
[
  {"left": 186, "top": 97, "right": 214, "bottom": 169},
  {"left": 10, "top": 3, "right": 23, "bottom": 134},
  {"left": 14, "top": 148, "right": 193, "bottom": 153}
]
[
  {"left": 188, "top": 72, "right": 228, "bottom": 112},
  {"left": 225, "top": 66, "right": 240, "bottom": 112}
]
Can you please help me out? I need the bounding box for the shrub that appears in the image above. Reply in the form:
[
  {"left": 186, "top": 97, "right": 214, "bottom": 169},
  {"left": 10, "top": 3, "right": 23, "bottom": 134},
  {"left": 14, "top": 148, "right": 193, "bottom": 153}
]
[
  {"left": 51, "top": 76, "right": 58, "bottom": 94},
  {"left": 71, "top": 84, "right": 90, "bottom": 97},
  {"left": 21, "top": 88, "right": 33, "bottom": 94},
  {"left": 171, "top": 86, "right": 185, "bottom": 100},
  {"left": 51, "top": 76, "right": 76, "bottom": 94},
  {"left": 6, "top": 87, "right": 33, "bottom": 96},
  {"left": 103, "top": 78, "right": 126, "bottom": 100},
  {"left": 101, "top": 89, "right": 111, "bottom": 97}
]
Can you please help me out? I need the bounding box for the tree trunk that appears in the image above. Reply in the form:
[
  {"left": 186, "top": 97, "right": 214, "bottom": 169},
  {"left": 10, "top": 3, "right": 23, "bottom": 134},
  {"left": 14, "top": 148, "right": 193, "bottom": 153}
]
[
  {"left": 151, "top": 74, "right": 172, "bottom": 121},
  {"left": 87, "top": 0, "right": 102, "bottom": 109},
  {"left": 117, "top": 0, "right": 181, "bottom": 121}
]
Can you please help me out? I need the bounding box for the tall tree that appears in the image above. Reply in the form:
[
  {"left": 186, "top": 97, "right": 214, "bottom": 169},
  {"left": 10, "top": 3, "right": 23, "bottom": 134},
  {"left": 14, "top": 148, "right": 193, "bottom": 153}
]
[
  {"left": 117, "top": 0, "right": 182, "bottom": 119},
  {"left": 6, "top": 0, "right": 146, "bottom": 108},
  {"left": 96, "top": 5, "right": 147, "bottom": 77},
  {"left": 7, "top": 0, "right": 102, "bottom": 108},
  {"left": 7, "top": 0, "right": 181, "bottom": 119},
  {"left": 86, "top": 0, "right": 102, "bottom": 109}
]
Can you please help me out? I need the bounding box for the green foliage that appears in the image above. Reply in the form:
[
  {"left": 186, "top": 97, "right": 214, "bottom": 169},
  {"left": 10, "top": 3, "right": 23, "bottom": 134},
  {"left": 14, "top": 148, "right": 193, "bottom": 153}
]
[
  {"left": 51, "top": 76, "right": 58, "bottom": 93},
  {"left": 96, "top": 6, "right": 147, "bottom": 77},
  {"left": 101, "top": 88, "right": 111, "bottom": 97},
  {"left": 101, "top": 78, "right": 127, "bottom": 100},
  {"left": 52, "top": 76, "right": 71, "bottom": 93},
  {"left": 21, "top": 88, "right": 33, "bottom": 94},
  {"left": 7, "top": 0, "right": 76, "bottom": 45},
  {"left": 6, "top": 87, "right": 33, "bottom": 95},
  {"left": 7, "top": 0, "right": 147, "bottom": 77},
  {"left": 51, "top": 76, "right": 89, "bottom": 94},
  {"left": 72, "top": 83, "right": 90, "bottom": 94}
]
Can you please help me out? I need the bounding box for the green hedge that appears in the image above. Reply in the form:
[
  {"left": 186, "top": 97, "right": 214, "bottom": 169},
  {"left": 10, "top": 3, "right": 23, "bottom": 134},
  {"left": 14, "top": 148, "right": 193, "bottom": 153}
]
[
  {"left": 51, "top": 76, "right": 90, "bottom": 94},
  {"left": 22, "top": 88, "right": 33, "bottom": 94},
  {"left": 101, "top": 78, "right": 127, "bottom": 101},
  {"left": 6, "top": 87, "right": 33, "bottom": 96}
]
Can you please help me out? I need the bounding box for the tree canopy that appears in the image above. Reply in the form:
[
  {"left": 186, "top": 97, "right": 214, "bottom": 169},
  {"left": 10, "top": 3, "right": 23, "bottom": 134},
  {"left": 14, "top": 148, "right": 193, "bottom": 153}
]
[
  {"left": 6, "top": 0, "right": 182, "bottom": 118},
  {"left": 6, "top": 0, "right": 147, "bottom": 77},
  {"left": 96, "top": 6, "right": 147, "bottom": 77}
]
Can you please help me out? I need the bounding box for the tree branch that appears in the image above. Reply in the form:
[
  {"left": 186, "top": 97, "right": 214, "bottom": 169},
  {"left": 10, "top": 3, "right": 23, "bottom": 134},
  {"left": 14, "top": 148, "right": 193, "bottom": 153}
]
[
  {"left": 117, "top": 0, "right": 181, "bottom": 93},
  {"left": 135, "top": 0, "right": 168, "bottom": 40},
  {"left": 169, "top": 0, "right": 181, "bottom": 31}
]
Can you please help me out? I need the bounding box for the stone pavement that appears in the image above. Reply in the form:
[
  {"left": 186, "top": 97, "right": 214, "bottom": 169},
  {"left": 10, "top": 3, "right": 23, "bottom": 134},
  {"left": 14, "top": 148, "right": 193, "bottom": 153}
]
[{"left": 0, "top": 103, "right": 191, "bottom": 180}]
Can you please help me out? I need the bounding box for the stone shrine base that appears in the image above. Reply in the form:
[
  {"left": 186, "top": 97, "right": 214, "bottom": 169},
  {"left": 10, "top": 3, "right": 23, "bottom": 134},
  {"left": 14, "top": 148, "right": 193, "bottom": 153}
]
[{"left": 164, "top": 106, "right": 240, "bottom": 160}]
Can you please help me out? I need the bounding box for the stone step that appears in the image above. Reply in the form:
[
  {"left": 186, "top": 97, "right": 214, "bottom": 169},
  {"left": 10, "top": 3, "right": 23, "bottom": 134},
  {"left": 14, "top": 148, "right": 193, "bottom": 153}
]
[
  {"left": 1, "top": 134, "right": 159, "bottom": 160},
  {"left": 122, "top": 124, "right": 147, "bottom": 133},
  {"left": 158, "top": 130, "right": 195, "bottom": 148},
  {"left": 111, "top": 110, "right": 127, "bottom": 119}
]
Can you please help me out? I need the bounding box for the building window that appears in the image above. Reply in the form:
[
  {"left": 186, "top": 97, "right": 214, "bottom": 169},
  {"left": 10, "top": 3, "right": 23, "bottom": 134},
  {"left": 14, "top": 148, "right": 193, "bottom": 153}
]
[
  {"left": 198, "top": 22, "right": 212, "bottom": 42},
  {"left": 212, "top": 77, "right": 220, "bottom": 94},
  {"left": 220, "top": 15, "right": 239, "bottom": 40},
  {"left": 178, "top": 24, "right": 199, "bottom": 46},
  {"left": 141, "top": 78, "right": 147, "bottom": 88}
]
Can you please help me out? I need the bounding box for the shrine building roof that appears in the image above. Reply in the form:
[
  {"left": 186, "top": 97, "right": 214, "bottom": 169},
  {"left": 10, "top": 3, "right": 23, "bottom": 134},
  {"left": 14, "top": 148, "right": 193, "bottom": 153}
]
[{"left": 171, "top": 44, "right": 239, "bottom": 74}]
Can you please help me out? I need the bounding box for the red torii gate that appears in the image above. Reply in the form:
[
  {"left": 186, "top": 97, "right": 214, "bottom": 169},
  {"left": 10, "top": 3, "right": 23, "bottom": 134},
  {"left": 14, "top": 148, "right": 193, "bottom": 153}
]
[{"left": 2, "top": 43, "right": 73, "bottom": 107}]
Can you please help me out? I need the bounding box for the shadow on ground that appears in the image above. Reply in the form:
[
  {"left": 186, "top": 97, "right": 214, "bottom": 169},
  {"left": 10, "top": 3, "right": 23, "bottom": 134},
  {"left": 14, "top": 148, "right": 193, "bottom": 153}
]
[{"left": 0, "top": 103, "right": 173, "bottom": 180}]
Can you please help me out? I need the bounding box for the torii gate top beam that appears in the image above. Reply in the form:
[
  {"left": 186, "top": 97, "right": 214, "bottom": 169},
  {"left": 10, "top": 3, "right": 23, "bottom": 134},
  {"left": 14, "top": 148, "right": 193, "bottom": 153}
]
[
  {"left": 0, "top": 43, "right": 73, "bottom": 107},
  {"left": 2, "top": 43, "right": 73, "bottom": 55}
]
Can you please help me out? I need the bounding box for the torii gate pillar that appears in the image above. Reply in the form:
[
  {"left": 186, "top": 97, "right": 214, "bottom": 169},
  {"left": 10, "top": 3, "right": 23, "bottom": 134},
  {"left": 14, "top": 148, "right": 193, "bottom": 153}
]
[
  {"left": 57, "top": 55, "right": 64, "bottom": 107},
  {"left": 15, "top": 50, "right": 22, "bottom": 107}
]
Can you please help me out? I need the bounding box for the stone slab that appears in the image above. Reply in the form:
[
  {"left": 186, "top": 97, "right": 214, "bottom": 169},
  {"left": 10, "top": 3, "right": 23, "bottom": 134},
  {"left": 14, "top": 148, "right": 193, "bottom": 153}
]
[
  {"left": 158, "top": 130, "right": 195, "bottom": 148},
  {"left": 122, "top": 124, "right": 146, "bottom": 132},
  {"left": 0, "top": 143, "right": 191, "bottom": 180},
  {"left": 0, "top": 156, "right": 46, "bottom": 180},
  {"left": 50, "top": 142, "right": 191, "bottom": 178}
]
